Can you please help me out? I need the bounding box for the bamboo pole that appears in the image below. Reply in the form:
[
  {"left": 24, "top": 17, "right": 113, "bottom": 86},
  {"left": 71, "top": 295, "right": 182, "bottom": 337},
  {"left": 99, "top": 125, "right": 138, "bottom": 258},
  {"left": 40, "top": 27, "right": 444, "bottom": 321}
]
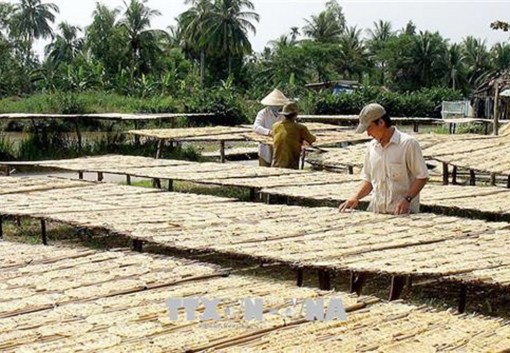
[
  {"left": 494, "top": 80, "right": 500, "bottom": 136},
  {"left": 41, "top": 219, "right": 47, "bottom": 246}
]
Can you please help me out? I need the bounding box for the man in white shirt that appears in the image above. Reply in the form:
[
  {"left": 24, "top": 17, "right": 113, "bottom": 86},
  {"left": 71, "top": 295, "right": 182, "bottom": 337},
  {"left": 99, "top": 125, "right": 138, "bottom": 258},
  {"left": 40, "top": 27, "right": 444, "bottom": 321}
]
[
  {"left": 253, "top": 89, "right": 289, "bottom": 166},
  {"left": 339, "top": 103, "right": 429, "bottom": 214}
]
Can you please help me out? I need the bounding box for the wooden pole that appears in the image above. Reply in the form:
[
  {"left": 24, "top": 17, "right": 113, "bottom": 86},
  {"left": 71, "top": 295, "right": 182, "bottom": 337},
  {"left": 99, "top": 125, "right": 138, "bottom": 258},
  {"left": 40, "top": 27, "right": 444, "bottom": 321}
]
[
  {"left": 442, "top": 163, "right": 449, "bottom": 185},
  {"left": 73, "top": 119, "right": 82, "bottom": 150},
  {"left": 318, "top": 270, "right": 331, "bottom": 290},
  {"left": 156, "top": 139, "right": 165, "bottom": 159},
  {"left": 133, "top": 120, "right": 140, "bottom": 146},
  {"left": 132, "top": 239, "right": 143, "bottom": 252},
  {"left": 97, "top": 172, "right": 103, "bottom": 182},
  {"left": 296, "top": 268, "right": 304, "bottom": 287},
  {"left": 350, "top": 271, "right": 366, "bottom": 295},
  {"left": 78, "top": 171, "right": 84, "bottom": 180},
  {"left": 452, "top": 166, "right": 458, "bottom": 184},
  {"left": 490, "top": 173, "right": 497, "bottom": 186},
  {"left": 126, "top": 175, "right": 131, "bottom": 185},
  {"left": 249, "top": 188, "right": 256, "bottom": 201},
  {"left": 470, "top": 170, "right": 476, "bottom": 186},
  {"left": 41, "top": 219, "right": 48, "bottom": 245},
  {"left": 388, "top": 275, "right": 406, "bottom": 301},
  {"left": 220, "top": 141, "right": 226, "bottom": 163},
  {"left": 167, "top": 179, "right": 174, "bottom": 192},
  {"left": 507, "top": 175, "right": 510, "bottom": 189},
  {"left": 413, "top": 121, "right": 419, "bottom": 133},
  {"left": 458, "top": 284, "right": 467, "bottom": 313},
  {"left": 494, "top": 80, "right": 500, "bottom": 136},
  {"left": 0, "top": 216, "right": 3, "bottom": 239}
]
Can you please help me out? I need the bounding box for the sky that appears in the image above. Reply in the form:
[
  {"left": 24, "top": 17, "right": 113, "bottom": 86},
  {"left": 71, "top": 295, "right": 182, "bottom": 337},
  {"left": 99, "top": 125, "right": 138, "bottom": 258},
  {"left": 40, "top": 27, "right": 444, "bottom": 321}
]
[{"left": 6, "top": 0, "right": 510, "bottom": 55}]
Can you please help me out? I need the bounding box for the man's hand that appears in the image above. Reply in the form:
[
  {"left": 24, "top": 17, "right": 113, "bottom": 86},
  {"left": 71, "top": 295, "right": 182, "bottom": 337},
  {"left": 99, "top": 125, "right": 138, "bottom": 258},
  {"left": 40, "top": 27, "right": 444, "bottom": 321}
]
[
  {"left": 394, "top": 198, "right": 410, "bottom": 215},
  {"left": 339, "top": 198, "right": 359, "bottom": 212}
]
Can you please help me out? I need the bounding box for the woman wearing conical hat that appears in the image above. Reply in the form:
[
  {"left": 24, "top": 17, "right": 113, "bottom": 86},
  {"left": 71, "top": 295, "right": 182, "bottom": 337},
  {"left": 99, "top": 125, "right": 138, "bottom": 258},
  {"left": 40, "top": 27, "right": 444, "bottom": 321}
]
[{"left": 253, "top": 89, "right": 290, "bottom": 167}]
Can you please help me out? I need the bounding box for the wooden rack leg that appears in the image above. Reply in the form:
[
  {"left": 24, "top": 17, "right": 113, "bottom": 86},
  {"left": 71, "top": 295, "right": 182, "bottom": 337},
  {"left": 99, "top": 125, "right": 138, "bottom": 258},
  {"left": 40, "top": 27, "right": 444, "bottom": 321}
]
[
  {"left": 350, "top": 271, "right": 366, "bottom": 295},
  {"left": 296, "top": 268, "right": 304, "bottom": 287},
  {"left": 469, "top": 170, "right": 476, "bottom": 186},
  {"left": 41, "top": 219, "right": 48, "bottom": 246},
  {"left": 458, "top": 284, "right": 467, "bottom": 313},
  {"left": 388, "top": 275, "right": 406, "bottom": 301},
  {"left": 442, "top": 163, "right": 449, "bottom": 185},
  {"left": 133, "top": 239, "right": 144, "bottom": 252},
  {"left": 0, "top": 216, "right": 3, "bottom": 239},
  {"left": 507, "top": 175, "right": 510, "bottom": 189},
  {"left": 126, "top": 175, "right": 131, "bottom": 185},
  {"left": 97, "top": 172, "right": 103, "bottom": 182},
  {"left": 452, "top": 166, "right": 457, "bottom": 184},
  {"left": 167, "top": 179, "right": 174, "bottom": 192},
  {"left": 348, "top": 166, "right": 354, "bottom": 175},
  {"left": 490, "top": 173, "right": 497, "bottom": 186},
  {"left": 78, "top": 171, "right": 84, "bottom": 180},
  {"left": 156, "top": 139, "right": 164, "bottom": 159},
  {"left": 318, "top": 270, "right": 331, "bottom": 290},
  {"left": 220, "top": 141, "right": 226, "bottom": 163},
  {"left": 152, "top": 178, "right": 161, "bottom": 189},
  {"left": 249, "top": 188, "right": 256, "bottom": 201}
]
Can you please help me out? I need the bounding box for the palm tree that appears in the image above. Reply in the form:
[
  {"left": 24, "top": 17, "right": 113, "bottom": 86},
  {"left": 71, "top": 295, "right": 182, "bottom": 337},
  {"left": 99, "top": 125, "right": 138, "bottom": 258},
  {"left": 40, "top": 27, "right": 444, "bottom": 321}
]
[
  {"left": 206, "top": 0, "right": 260, "bottom": 73},
  {"left": 366, "top": 20, "right": 394, "bottom": 85},
  {"left": 443, "top": 43, "right": 467, "bottom": 90},
  {"left": 118, "top": 0, "right": 167, "bottom": 93},
  {"left": 490, "top": 43, "right": 510, "bottom": 73},
  {"left": 462, "top": 36, "right": 490, "bottom": 86},
  {"left": 45, "top": 22, "right": 83, "bottom": 67},
  {"left": 85, "top": 3, "right": 124, "bottom": 81},
  {"left": 302, "top": 11, "right": 342, "bottom": 43},
  {"left": 178, "top": 0, "right": 214, "bottom": 84},
  {"left": 338, "top": 26, "right": 368, "bottom": 81},
  {"left": 11, "top": 0, "right": 59, "bottom": 65},
  {"left": 411, "top": 31, "right": 447, "bottom": 87}
]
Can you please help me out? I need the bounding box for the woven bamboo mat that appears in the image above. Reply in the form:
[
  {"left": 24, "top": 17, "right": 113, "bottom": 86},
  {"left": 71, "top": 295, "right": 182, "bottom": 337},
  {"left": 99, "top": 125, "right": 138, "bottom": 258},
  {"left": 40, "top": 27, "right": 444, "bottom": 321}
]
[
  {"left": 2, "top": 242, "right": 510, "bottom": 352},
  {"left": 202, "top": 146, "right": 258, "bottom": 158},
  {"left": 305, "top": 133, "right": 478, "bottom": 170},
  {"left": 243, "top": 130, "right": 370, "bottom": 146},
  {"left": 435, "top": 143, "right": 510, "bottom": 175},
  {"left": 202, "top": 172, "right": 359, "bottom": 189},
  {"left": 0, "top": 177, "right": 91, "bottom": 195},
  {"left": 127, "top": 126, "right": 251, "bottom": 140},
  {"left": 214, "top": 302, "right": 510, "bottom": 352},
  {"left": 261, "top": 181, "right": 510, "bottom": 216},
  {"left": 2, "top": 178, "right": 510, "bottom": 286}
]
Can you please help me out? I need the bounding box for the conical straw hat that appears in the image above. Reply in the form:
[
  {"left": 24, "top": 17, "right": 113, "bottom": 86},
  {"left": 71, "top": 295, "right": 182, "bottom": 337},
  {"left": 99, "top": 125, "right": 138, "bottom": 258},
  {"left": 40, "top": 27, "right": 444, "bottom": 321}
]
[{"left": 260, "top": 88, "right": 289, "bottom": 106}]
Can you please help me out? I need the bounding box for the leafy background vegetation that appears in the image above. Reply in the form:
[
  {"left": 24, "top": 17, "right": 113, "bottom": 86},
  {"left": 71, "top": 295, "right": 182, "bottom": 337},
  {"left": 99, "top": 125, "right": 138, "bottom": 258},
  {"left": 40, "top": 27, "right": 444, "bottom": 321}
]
[{"left": 0, "top": 0, "right": 509, "bottom": 160}]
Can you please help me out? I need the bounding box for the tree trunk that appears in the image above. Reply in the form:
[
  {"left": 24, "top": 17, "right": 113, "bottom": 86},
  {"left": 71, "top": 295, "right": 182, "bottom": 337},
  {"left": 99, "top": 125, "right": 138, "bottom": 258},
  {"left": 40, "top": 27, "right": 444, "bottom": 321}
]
[{"left": 200, "top": 49, "right": 205, "bottom": 85}]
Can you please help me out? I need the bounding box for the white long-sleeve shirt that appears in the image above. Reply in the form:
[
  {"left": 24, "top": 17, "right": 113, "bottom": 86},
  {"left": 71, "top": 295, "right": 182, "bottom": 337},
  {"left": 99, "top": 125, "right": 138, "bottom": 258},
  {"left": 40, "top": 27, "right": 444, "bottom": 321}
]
[
  {"left": 361, "top": 128, "right": 429, "bottom": 214},
  {"left": 253, "top": 107, "right": 283, "bottom": 163}
]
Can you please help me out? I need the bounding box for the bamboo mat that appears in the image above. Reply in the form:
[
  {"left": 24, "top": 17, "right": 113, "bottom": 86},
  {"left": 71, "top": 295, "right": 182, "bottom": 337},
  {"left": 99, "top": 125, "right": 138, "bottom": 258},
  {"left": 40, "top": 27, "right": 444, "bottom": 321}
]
[
  {"left": 201, "top": 171, "right": 359, "bottom": 189},
  {"left": 243, "top": 130, "right": 370, "bottom": 146},
  {"left": 2, "top": 178, "right": 510, "bottom": 285},
  {"left": 261, "top": 181, "right": 510, "bottom": 217},
  {"left": 0, "top": 176, "right": 90, "bottom": 195},
  {"left": 126, "top": 126, "right": 252, "bottom": 140},
  {"left": 1, "top": 155, "right": 304, "bottom": 182},
  {"left": 304, "top": 133, "right": 479, "bottom": 170},
  {"left": 215, "top": 302, "right": 510, "bottom": 352},
  {"left": 202, "top": 146, "right": 258, "bottom": 158},
  {"left": 2, "top": 242, "right": 510, "bottom": 352}
]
